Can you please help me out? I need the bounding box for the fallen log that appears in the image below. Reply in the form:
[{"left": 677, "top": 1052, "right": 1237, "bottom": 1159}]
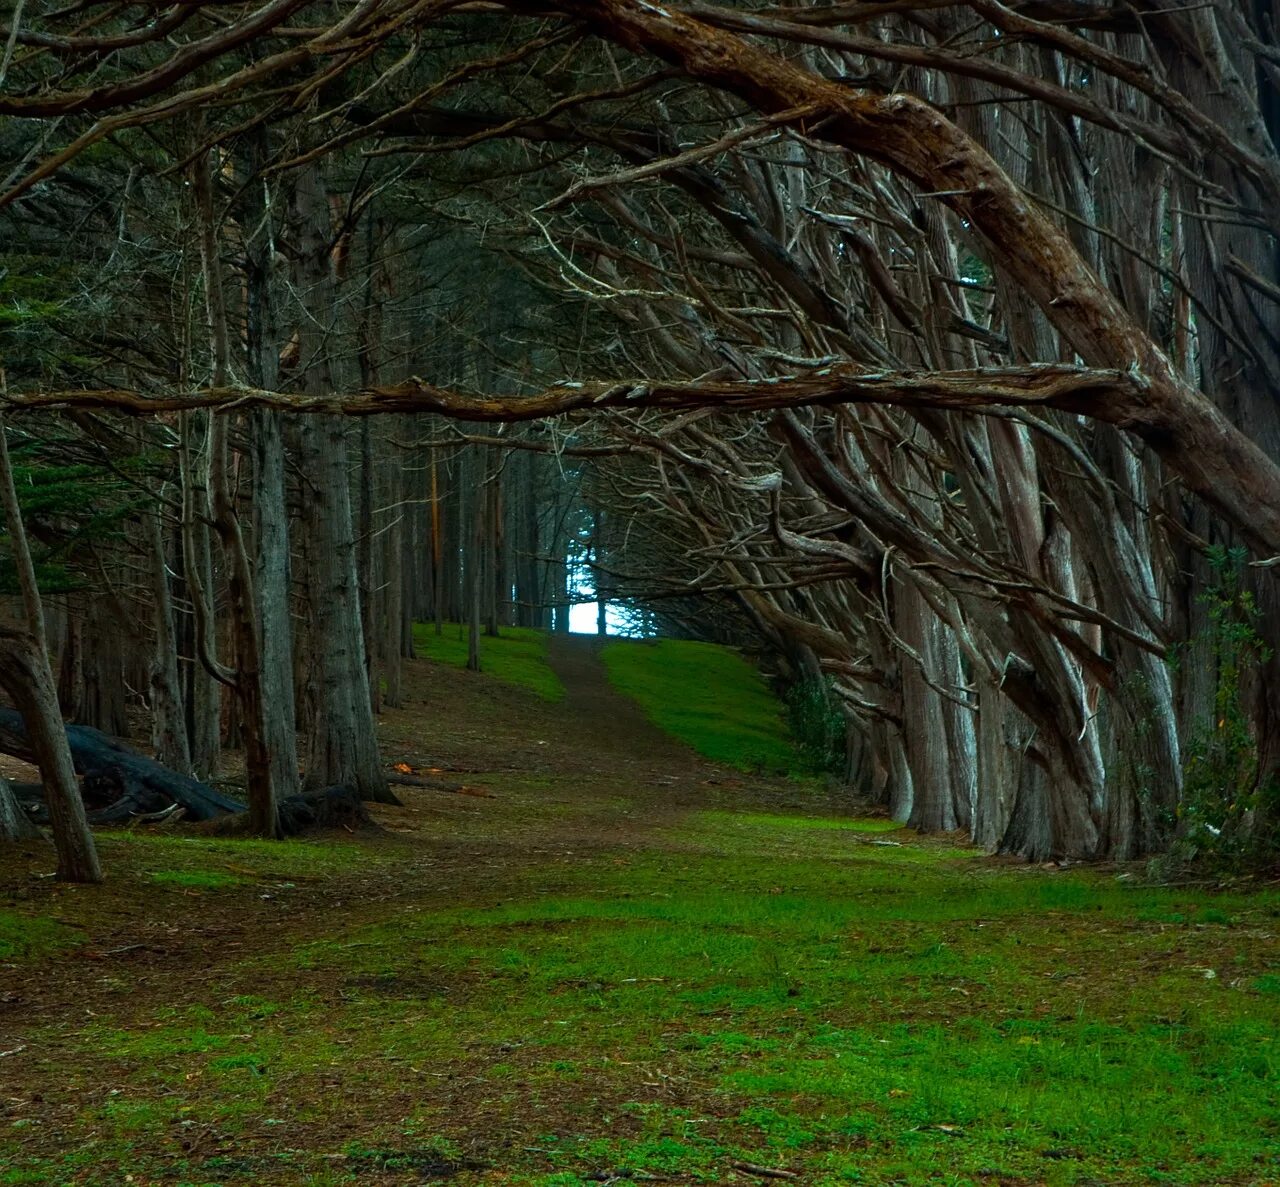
[
  {"left": 386, "top": 769, "right": 496, "bottom": 798},
  {"left": 0, "top": 710, "right": 379, "bottom": 835},
  {"left": 0, "top": 706, "right": 244, "bottom": 823},
  {"left": 387, "top": 770, "right": 467, "bottom": 793}
]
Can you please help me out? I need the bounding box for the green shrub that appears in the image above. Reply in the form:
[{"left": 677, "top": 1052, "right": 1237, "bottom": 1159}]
[
  {"left": 1173, "top": 547, "right": 1279, "bottom": 869},
  {"left": 784, "top": 677, "right": 846, "bottom": 775}
]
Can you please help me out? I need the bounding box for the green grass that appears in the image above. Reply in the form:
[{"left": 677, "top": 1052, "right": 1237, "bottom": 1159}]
[
  {"left": 413, "top": 621, "right": 564, "bottom": 701},
  {"left": 0, "top": 832, "right": 387, "bottom": 972},
  {"left": 6, "top": 785, "right": 1280, "bottom": 1185},
  {"left": 0, "top": 909, "right": 83, "bottom": 961},
  {"left": 149, "top": 869, "right": 247, "bottom": 889},
  {"left": 105, "top": 830, "right": 381, "bottom": 877},
  {"left": 10, "top": 810, "right": 1277, "bottom": 1185},
  {"left": 601, "top": 638, "right": 803, "bottom": 773},
  {"left": 697, "top": 810, "right": 904, "bottom": 833}
]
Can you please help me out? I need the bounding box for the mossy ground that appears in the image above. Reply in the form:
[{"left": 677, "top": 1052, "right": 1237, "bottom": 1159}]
[{"left": 1, "top": 636, "right": 1277, "bottom": 1186}]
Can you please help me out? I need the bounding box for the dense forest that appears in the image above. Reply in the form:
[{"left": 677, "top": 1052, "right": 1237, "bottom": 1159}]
[
  {"left": 3, "top": 5, "right": 1280, "bottom": 1184},
  {"left": 2, "top": 5, "right": 1280, "bottom": 868}
]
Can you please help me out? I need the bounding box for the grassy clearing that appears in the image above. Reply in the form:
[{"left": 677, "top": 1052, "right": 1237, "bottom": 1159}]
[
  {"left": 602, "top": 639, "right": 802, "bottom": 773},
  {"left": 412, "top": 621, "right": 564, "bottom": 701},
  {"left": 6, "top": 809, "right": 1278, "bottom": 1186}
]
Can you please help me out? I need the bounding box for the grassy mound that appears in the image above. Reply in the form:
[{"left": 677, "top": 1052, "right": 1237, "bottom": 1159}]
[
  {"left": 602, "top": 638, "right": 802, "bottom": 773},
  {"left": 412, "top": 621, "right": 564, "bottom": 701}
]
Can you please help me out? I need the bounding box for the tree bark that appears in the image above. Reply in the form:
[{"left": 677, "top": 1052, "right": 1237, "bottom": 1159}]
[
  {"left": 240, "top": 128, "right": 301, "bottom": 809},
  {"left": 292, "top": 164, "right": 392, "bottom": 804},
  {"left": 147, "top": 507, "right": 193, "bottom": 775},
  {"left": 0, "top": 411, "right": 100, "bottom": 882},
  {"left": 502, "top": 0, "right": 1280, "bottom": 555},
  {"left": 0, "top": 776, "right": 42, "bottom": 842},
  {"left": 193, "top": 148, "right": 281, "bottom": 837},
  {"left": 180, "top": 411, "right": 223, "bottom": 779}
]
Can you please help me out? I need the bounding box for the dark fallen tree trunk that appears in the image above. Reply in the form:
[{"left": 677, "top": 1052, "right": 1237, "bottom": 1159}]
[
  {"left": 0, "top": 706, "right": 244, "bottom": 822},
  {"left": 0, "top": 708, "right": 376, "bottom": 836}
]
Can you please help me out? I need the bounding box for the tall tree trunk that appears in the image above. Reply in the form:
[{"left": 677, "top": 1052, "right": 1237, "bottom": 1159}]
[
  {"left": 429, "top": 448, "right": 441, "bottom": 635},
  {"left": 292, "top": 164, "right": 392, "bottom": 803},
  {"left": 57, "top": 604, "right": 84, "bottom": 722},
  {"left": 594, "top": 507, "right": 608, "bottom": 637},
  {"left": 81, "top": 593, "right": 128, "bottom": 737},
  {"left": 189, "top": 151, "right": 278, "bottom": 831},
  {"left": 193, "top": 149, "right": 281, "bottom": 837},
  {"left": 467, "top": 455, "right": 483, "bottom": 671},
  {"left": 359, "top": 419, "right": 381, "bottom": 713},
  {"left": 0, "top": 411, "right": 100, "bottom": 883},
  {"left": 382, "top": 446, "right": 405, "bottom": 708},
  {"left": 251, "top": 408, "right": 300, "bottom": 804},
  {"left": 897, "top": 576, "right": 959, "bottom": 833},
  {"left": 180, "top": 411, "right": 222, "bottom": 780},
  {"left": 147, "top": 507, "right": 192, "bottom": 774},
  {"left": 240, "top": 128, "right": 300, "bottom": 806}
]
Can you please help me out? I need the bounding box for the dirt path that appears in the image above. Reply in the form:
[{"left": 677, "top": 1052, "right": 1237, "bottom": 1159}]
[
  {"left": 545, "top": 634, "right": 703, "bottom": 774},
  {"left": 1, "top": 643, "right": 815, "bottom": 1184},
  {"left": 0, "top": 642, "right": 758, "bottom": 1031},
  {"left": 5, "top": 646, "right": 1276, "bottom": 1187}
]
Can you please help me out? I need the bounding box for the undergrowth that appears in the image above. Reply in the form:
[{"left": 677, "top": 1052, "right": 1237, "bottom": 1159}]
[
  {"left": 1171, "top": 546, "right": 1280, "bottom": 870},
  {"left": 784, "top": 676, "right": 847, "bottom": 775}
]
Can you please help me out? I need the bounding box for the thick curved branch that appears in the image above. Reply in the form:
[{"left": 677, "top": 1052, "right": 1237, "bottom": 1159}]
[
  {"left": 6, "top": 363, "right": 1146, "bottom": 421},
  {"left": 0, "top": 6, "right": 199, "bottom": 54},
  {"left": 498, "top": 0, "right": 1280, "bottom": 554}
]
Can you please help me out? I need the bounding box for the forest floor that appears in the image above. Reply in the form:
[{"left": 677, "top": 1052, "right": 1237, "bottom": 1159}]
[{"left": 1, "top": 633, "right": 1279, "bottom": 1187}]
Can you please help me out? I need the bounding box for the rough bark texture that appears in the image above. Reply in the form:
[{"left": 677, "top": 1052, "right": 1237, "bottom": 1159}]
[
  {"left": 510, "top": 0, "right": 1280, "bottom": 556},
  {"left": 147, "top": 509, "right": 193, "bottom": 775},
  {"left": 0, "top": 775, "right": 43, "bottom": 842},
  {"left": 292, "top": 165, "right": 393, "bottom": 804},
  {"left": 0, "top": 411, "right": 101, "bottom": 882},
  {"left": 0, "top": 643, "right": 102, "bottom": 880}
]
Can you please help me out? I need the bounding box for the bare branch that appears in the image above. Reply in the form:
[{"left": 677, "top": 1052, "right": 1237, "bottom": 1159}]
[{"left": 7, "top": 363, "right": 1147, "bottom": 422}]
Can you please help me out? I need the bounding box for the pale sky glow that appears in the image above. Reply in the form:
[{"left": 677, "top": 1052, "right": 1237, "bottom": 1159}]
[
  {"left": 568, "top": 601, "right": 599, "bottom": 634},
  {"left": 568, "top": 601, "right": 633, "bottom": 635}
]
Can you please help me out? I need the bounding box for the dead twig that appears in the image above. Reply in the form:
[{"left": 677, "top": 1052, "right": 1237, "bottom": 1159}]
[{"left": 731, "top": 1162, "right": 799, "bottom": 1180}]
